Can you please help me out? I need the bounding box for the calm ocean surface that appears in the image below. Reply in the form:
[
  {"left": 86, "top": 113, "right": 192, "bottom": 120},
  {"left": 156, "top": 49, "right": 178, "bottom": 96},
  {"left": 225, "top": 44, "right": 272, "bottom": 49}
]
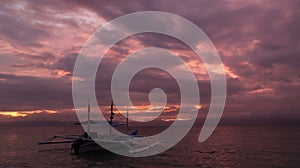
[{"left": 0, "top": 124, "right": 299, "bottom": 168}]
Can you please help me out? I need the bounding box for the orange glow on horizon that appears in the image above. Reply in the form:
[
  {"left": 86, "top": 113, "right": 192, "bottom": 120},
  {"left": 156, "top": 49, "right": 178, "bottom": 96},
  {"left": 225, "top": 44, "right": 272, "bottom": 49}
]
[
  {"left": 0, "top": 112, "right": 27, "bottom": 117},
  {"left": 194, "top": 105, "right": 202, "bottom": 110},
  {"left": 0, "top": 110, "right": 58, "bottom": 117}
]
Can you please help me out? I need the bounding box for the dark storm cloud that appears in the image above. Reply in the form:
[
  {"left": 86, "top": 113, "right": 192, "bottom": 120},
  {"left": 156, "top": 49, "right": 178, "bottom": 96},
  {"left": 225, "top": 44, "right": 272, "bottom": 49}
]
[
  {"left": 0, "top": 73, "right": 72, "bottom": 111},
  {"left": 51, "top": 52, "right": 78, "bottom": 73}
]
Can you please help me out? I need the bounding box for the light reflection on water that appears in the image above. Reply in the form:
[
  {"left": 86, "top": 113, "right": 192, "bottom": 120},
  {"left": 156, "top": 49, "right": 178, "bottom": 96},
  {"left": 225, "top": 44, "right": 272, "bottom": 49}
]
[
  {"left": 3, "top": 134, "right": 18, "bottom": 163},
  {"left": 0, "top": 125, "right": 299, "bottom": 167}
]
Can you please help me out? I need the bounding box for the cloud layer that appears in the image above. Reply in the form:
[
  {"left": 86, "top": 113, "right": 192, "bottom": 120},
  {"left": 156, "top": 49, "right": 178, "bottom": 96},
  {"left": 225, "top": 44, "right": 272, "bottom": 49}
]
[{"left": 0, "top": 0, "right": 299, "bottom": 123}]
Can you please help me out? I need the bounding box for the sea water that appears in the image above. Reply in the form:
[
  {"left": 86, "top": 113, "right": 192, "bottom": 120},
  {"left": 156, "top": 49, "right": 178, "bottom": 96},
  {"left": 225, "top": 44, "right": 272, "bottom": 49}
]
[{"left": 0, "top": 124, "right": 299, "bottom": 168}]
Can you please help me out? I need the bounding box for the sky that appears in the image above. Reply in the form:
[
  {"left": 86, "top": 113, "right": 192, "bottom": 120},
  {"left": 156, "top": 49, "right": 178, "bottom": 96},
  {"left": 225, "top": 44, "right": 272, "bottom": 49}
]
[{"left": 0, "top": 0, "right": 299, "bottom": 124}]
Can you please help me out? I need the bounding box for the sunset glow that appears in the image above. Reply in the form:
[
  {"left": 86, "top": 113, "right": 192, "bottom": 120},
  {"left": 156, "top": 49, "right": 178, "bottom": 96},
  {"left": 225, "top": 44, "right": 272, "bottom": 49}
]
[{"left": 0, "top": 110, "right": 58, "bottom": 118}]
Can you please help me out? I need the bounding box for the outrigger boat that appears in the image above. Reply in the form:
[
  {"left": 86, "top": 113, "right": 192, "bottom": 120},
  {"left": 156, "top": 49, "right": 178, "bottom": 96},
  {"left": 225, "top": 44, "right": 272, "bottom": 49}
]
[{"left": 39, "top": 101, "right": 159, "bottom": 154}]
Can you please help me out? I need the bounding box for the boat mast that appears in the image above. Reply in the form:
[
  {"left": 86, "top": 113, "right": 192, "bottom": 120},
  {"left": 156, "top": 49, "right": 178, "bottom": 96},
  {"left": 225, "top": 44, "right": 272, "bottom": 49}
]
[
  {"left": 109, "top": 101, "right": 114, "bottom": 136},
  {"left": 87, "top": 99, "right": 90, "bottom": 134},
  {"left": 109, "top": 101, "right": 114, "bottom": 125},
  {"left": 126, "top": 110, "right": 129, "bottom": 130}
]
